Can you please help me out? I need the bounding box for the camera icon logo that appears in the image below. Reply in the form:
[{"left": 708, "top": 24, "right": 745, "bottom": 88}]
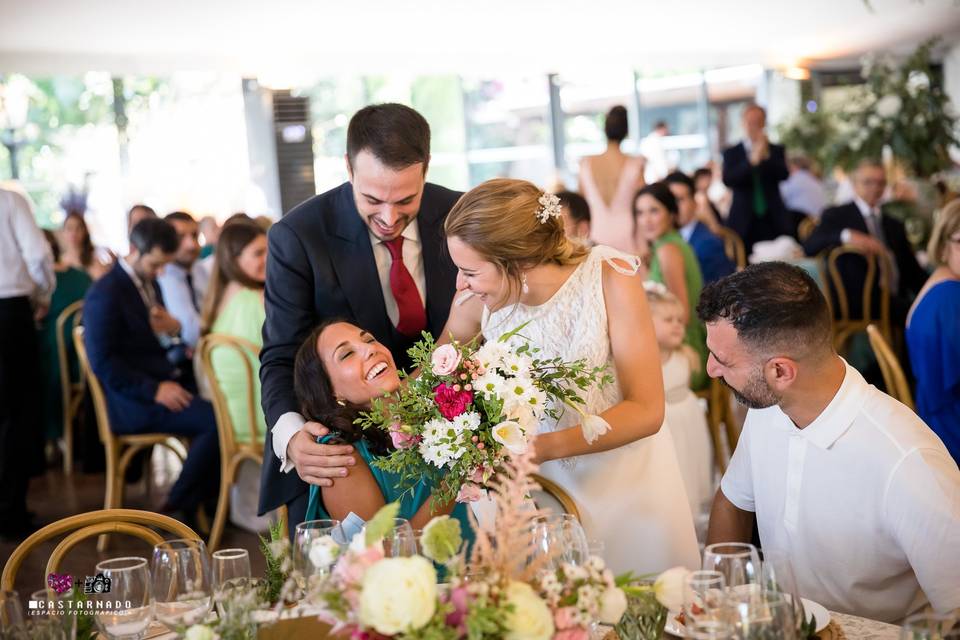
[{"left": 83, "top": 574, "right": 112, "bottom": 594}]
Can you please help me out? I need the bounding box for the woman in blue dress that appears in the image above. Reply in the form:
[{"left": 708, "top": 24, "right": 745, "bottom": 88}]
[
  {"left": 906, "top": 201, "right": 960, "bottom": 465},
  {"left": 294, "top": 320, "right": 474, "bottom": 542}
]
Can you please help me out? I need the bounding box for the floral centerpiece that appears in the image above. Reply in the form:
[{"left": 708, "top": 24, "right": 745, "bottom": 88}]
[{"left": 357, "top": 326, "right": 612, "bottom": 506}]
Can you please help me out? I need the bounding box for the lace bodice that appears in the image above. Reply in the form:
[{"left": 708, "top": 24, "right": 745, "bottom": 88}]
[{"left": 481, "top": 246, "right": 641, "bottom": 433}]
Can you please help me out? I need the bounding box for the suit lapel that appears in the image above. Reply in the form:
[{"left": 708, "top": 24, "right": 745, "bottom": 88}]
[
  {"left": 327, "top": 185, "right": 392, "bottom": 341},
  {"left": 843, "top": 203, "right": 869, "bottom": 235}
]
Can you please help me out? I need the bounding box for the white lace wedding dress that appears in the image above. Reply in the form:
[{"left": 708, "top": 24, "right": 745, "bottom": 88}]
[{"left": 482, "top": 246, "right": 701, "bottom": 574}]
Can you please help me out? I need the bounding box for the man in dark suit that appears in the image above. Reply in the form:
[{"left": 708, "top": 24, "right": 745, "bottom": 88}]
[
  {"left": 258, "top": 104, "right": 461, "bottom": 531},
  {"left": 83, "top": 218, "right": 219, "bottom": 518},
  {"left": 665, "top": 171, "right": 736, "bottom": 283},
  {"left": 722, "top": 104, "right": 792, "bottom": 255},
  {"left": 803, "top": 159, "right": 927, "bottom": 322}
]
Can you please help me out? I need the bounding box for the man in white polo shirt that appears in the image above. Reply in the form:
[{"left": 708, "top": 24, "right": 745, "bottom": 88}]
[{"left": 699, "top": 262, "right": 960, "bottom": 623}]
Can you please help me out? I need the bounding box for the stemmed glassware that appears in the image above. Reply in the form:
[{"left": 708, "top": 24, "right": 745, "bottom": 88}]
[
  {"left": 94, "top": 557, "right": 154, "bottom": 640},
  {"left": 529, "top": 514, "right": 590, "bottom": 572},
  {"left": 357, "top": 518, "right": 416, "bottom": 558},
  {"left": 761, "top": 550, "right": 808, "bottom": 634},
  {"left": 683, "top": 570, "right": 733, "bottom": 639},
  {"left": 211, "top": 548, "right": 253, "bottom": 616},
  {"left": 151, "top": 539, "right": 213, "bottom": 628},
  {"left": 901, "top": 614, "right": 960, "bottom": 640},
  {"left": 702, "top": 543, "right": 762, "bottom": 591}
]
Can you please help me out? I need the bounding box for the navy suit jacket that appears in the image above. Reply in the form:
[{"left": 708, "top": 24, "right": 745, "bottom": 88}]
[
  {"left": 83, "top": 262, "right": 176, "bottom": 430},
  {"left": 687, "top": 222, "right": 736, "bottom": 283},
  {"left": 258, "top": 181, "right": 462, "bottom": 514},
  {"left": 721, "top": 142, "right": 792, "bottom": 243}
]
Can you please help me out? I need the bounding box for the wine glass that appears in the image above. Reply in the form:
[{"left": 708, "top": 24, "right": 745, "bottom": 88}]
[
  {"left": 587, "top": 539, "right": 605, "bottom": 559},
  {"left": 530, "top": 515, "right": 590, "bottom": 572},
  {"left": 30, "top": 588, "right": 74, "bottom": 640},
  {"left": 93, "top": 557, "right": 154, "bottom": 640},
  {"left": 761, "top": 550, "right": 807, "bottom": 633},
  {"left": 727, "top": 590, "right": 797, "bottom": 640},
  {"left": 901, "top": 614, "right": 960, "bottom": 640},
  {"left": 702, "top": 543, "right": 761, "bottom": 590},
  {"left": 211, "top": 548, "right": 252, "bottom": 616},
  {"left": 359, "top": 518, "right": 416, "bottom": 558},
  {"left": 683, "top": 570, "right": 731, "bottom": 636},
  {"left": 151, "top": 539, "right": 213, "bottom": 628},
  {"left": 1, "top": 590, "right": 25, "bottom": 636}
]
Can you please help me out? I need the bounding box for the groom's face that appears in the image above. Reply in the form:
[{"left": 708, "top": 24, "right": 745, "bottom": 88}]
[
  {"left": 705, "top": 319, "right": 781, "bottom": 409},
  {"left": 347, "top": 149, "right": 426, "bottom": 242}
]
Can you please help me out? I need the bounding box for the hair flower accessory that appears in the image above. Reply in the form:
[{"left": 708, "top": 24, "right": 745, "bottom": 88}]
[{"left": 535, "top": 193, "right": 563, "bottom": 224}]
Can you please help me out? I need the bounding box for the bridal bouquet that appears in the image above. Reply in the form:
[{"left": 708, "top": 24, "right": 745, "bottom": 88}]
[{"left": 357, "top": 326, "right": 612, "bottom": 505}]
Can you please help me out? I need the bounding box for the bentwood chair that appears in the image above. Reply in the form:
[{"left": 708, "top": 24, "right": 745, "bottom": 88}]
[
  {"left": 531, "top": 474, "right": 581, "bottom": 522},
  {"left": 73, "top": 326, "right": 189, "bottom": 551},
  {"left": 826, "top": 246, "right": 893, "bottom": 354},
  {"left": 697, "top": 378, "right": 739, "bottom": 473},
  {"left": 797, "top": 216, "right": 818, "bottom": 243},
  {"left": 866, "top": 324, "right": 916, "bottom": 411},
  {"left": 196, "top": 333, "right": 284, "bottom": 551},
  {"left": 1, "top": 509, "right": 200, "bottom": 592},
  {"left": 715, "top": 226, "right": 747, "bottom": 270},
  {"left": 55, "top": 301, "right": 86, "bottom": 474}
]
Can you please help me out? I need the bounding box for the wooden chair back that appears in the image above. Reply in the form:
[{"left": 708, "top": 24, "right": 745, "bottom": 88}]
[
  {"left": 531, "top": 474, "right": 581, "bottom": 522},
  {"left": 716, "top": 226, "right": 747, "bottom": 270},
  {"left": 73, "top": 325, "right": 113, "bottom": 445},
  {"left": 826, "top": 246, "right": 893, "bottom": 351},
  {"left": 56, "top": 301, "right": 86, "bottom": 473},
  {"left": 196, "top": 333, "right": 264, "bottom": 456},
  {"left": 866, "top": 324, "right": 915, "bottom": 411}
]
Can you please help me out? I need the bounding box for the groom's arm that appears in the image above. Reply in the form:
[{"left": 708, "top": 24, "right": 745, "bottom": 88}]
[{"left": 706, "top": 488, "right": 755, "bottom": 545}]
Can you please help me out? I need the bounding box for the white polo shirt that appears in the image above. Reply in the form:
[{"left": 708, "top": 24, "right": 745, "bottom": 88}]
[{"left": 721, "top": 360, "right": 960, "bottom": 623}]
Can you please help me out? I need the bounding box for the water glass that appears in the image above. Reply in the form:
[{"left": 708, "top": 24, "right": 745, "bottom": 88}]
[
  {"left": 30, "top": 588, "right": 75, "bottom": 640},
  {"left": 1, "top": 590, "right": 25, "bottom": 634},
  {"left": 530, "top": 514, "right": 590, "bottom": 572},
  {"left": 702, "top": 543, "right": 761, "bottom": 590},
  {"left": 901, "top": 614, "right": 960, "bottom": 640},
  {"left": 728, "top": 590, "right": 797, "bottom": 640},
  {"left": 211, "top": 548, "right": 252, "bottom": 616},
  {"left": 359, "top": 518, "right": 416, "bottom": 558},
  {"left": 683, "top": 570, "right": 729, "bottom": 632},
  {"left": 93, "top": 557, "right": 153, "bottom": 640},
  {"left": 151, "top": 539, "right": 212, "bottom": 628},
  {"left": 761, "top": 550, "right": 806, "bottom": 631}
]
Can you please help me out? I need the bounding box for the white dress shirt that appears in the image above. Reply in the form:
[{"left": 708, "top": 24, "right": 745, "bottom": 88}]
[
  {"left": 157, "top": 261, "right": 210, "bottom": 348},
  {"left": 721, "top": 360, "right": 960, "bottom": 622},
  {"left": 270, "top": 221, "right": 427, "bottom": 472},
  {"left": 0, "top": 185, "right": 55, "bottom": 303}
]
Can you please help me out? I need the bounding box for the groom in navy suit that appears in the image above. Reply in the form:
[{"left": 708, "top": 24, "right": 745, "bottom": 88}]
[{"left": 258, "top": 104, "right": 461, "bottom": 530}]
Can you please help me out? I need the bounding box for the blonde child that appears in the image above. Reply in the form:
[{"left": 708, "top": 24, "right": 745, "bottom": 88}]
[{"left": 645, "top": 282, "right": 714, "bottom": 525}]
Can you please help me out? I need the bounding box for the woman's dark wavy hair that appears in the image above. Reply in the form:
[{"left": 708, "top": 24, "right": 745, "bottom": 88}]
[
  {"left": 632, "top": 181, "right": 680, "bottom": 233},
  {"left": 293, "top": 319, "right": 393, "bottom": 455}
]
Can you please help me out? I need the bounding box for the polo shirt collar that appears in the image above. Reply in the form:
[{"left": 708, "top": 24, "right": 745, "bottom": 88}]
[{"left": 797, "top": 359, "right": 867, "bottom": 450}]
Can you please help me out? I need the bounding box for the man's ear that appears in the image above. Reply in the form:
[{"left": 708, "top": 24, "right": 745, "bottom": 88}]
[{"left": 765, "top": 357, "right": 799, "bottom": 393}]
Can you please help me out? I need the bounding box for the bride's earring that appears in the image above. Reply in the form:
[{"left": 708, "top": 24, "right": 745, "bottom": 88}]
[
  {"left": 336, "top": 398, "right": 346, "bottom": 407},
  {"left": 521, "top": 273, "right": 529, "bottom": 294}
]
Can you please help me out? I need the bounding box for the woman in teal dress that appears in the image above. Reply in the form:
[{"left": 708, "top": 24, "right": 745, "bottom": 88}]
[
  {"left": 294, "top": 320, "right": 474, "bottom": 545},
  {"left": 633, "top": 182, "right": 708, "bottom": 389},
  {"left": 38, "top": 229, "right": 92, "bottom": 441}
]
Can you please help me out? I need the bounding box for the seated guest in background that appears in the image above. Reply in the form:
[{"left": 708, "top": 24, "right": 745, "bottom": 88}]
[
  {"left": 556, "top": 190, "right": 591, "bottom": 242},
  {"left": 198, "top": 215, "right": 220, "bottom": 259},
  {"left": 253, "top": 215, "right": 274, "bottom": 232},
  {"left": 907, "top": 200, "right": 960, "bottom": 465},
  {"left": 127, "top": 203, "right": 157, "bottom": 234},
  {"left": 633, "top": 182, "right": 708, "bottom": 389},
  {"left": 60, "top": 212, "right": 112, "bottom": 280},
  {"left": 803, "top": 159, "right": 927, "bottom": 323},
  {"left": 157, "top": 212, "right": 208, "bottom": 349},
  {"left": 296, "top": 320, "right": 474, "bottom": 542},
  {"left": 84, "top": 218, "right": 219, "bottom": 521},
  {"left": 722, "top": 104, "right": 792, "bottom": 254},
  {"left": 702, "top": 262, "right": 960, "bottom": 623},
  {"left": 199, "top": 219, "right": 269, "bottom": 532},
  {"left": 693, "top": 166, "right": 725, "bottom": 225},
  {"left": 780, "top": 153, "right": 827, "bottom": 220},
  {"left": 664, "top": 171, "right": 735, "bottom": 283},
  {"left": 38, "top": 229, "right": 92, "bottom": 445}
]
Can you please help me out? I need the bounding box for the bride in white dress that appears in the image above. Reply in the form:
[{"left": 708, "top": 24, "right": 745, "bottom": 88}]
[{"left": 441, "top": 178, "right": 700, "bottom": 574}]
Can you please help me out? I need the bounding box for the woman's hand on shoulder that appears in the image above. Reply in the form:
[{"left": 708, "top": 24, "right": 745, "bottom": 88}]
[{"left": 438, "top": 289, "right": 484, "bottom": 346}]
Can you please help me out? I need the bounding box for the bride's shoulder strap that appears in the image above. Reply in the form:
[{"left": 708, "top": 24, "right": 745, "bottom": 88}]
[{"left": 589, "top": 245, "right": 642, "bottom": 276}]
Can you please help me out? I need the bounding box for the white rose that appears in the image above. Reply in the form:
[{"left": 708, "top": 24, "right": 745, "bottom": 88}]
[
  {"left": 359, "top": 557, "right": 438, "bottom": 635},
  {"left": 491, "top": 420, "right": 528, "bottom": 455},
  {"left": 503, "top": 581, "right": 555, "bottom": 640},
  {"left": 907, "top": 71, "right": 930, "bottom": 94},
  {"left": 308, "top": 535, "right": 340, "bottom": 569},
  {"left": 185, "top": 625, "right": 215, "bottom": 640},
  {"left": 598, "top": 587, "right": 628, "bottom": 625},
  {"left": 867, "top": 114, "right": 881, "bottom": 128},
  {"left": 875, "top": 94, "right": 902, "bottom": 119},
  {"left": 654, "top": 566, "right": 691, "bottom": 610}
]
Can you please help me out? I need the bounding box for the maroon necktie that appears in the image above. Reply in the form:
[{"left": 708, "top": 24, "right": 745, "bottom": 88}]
[{"left": 383, "top": 237, "right": 426, "bottom": 337}]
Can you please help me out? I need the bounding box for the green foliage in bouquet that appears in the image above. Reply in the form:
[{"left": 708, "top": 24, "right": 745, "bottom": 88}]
[{"left": 258, "top": 518, "right": 290, "bottom": 606}]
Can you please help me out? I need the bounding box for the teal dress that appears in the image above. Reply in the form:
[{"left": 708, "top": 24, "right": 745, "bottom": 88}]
[
  {"left": 305, "top": 437, "right": 475, "bottom": 549},
  {"left": 649, "top": 230, "right": 709, "bottom": 390}
]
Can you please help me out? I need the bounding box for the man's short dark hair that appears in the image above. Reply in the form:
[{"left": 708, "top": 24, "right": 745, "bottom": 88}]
[
  {"left": 664, "top": 171, "right": 696, "bottom": 197},
  {"left": 693, "top": 167, "right": 713, "bottom": 185},
  {"left": 127, "top": 204, "right": 156, "bottom": 221},
  {"left": 653, "top": 120, "right": 668, "bottom": 131},
  {"left": 165, "top": 211, "right": 196, "bottom": 225},
  {"left": 130, "top": 218, "right": 179, "bottom": 255},
  {"left": 604, "top": 106, "right": 629, "bottom": 143},
  {"left": 556, "top": 191, "right": 591, "bottom": 223},
  {"left": 346, "top": 103, "right": 431, "bottom": 172},
  {"left": 697, "top": 262, "right": 832, "bottom": 358}
]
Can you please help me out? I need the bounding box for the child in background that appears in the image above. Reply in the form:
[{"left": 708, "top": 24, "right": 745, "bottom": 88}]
[{"left": 645, "top": 282, "right": 714, "bottom": 529}]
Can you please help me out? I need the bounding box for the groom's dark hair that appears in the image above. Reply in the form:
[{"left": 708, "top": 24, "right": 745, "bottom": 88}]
[
  {"left": 697, "top": 262, "right": 833, "bottom": 359},
  {"left": 346, "top": 103, "right": 431, "bottom": 173}
]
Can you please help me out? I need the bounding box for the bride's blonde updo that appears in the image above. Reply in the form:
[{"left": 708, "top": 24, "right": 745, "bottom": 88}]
[{"left": 444, "top": 178, "right": 590, "bottom": 295}]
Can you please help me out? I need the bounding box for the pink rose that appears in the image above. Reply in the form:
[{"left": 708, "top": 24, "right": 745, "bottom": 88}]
[
  {"left": 444, "top": 586, "right": 470, "bottom": 629},
  {"left": 389, "top": 423, "right": 417, "bottom": 450},
  {"left": 434, "top": 383, "right": 473, "bottom": 420},
  {"left": 431, "top": 344, "right": 462, "bottom": 376},
  {"left": 456, "top": 482, "right": 484, "bottom": 503},
  {"left": 554, "top": 629, "right": 589, "bottom": 640},
  {"left": 553, "top": 606, "right": 578, "bottom": 630}
]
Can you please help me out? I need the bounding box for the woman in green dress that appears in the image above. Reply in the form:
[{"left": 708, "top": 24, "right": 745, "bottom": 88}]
[
  {"left": 295, "top": 320, "right": 474, "bottom": 544},
  {"left": 633, "top": 182, "right": 708, "bottom": 390},
  {"left": 38, "top": 229, "right": 92, "bottom": 442}
]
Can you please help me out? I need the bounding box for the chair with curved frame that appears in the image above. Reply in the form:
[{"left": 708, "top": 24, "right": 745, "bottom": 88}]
[
  {"left": 797, "top": 216, "right": 818, "bottom": 243},
  {"left": 530, "top": 473, "right": 581, "bottom": 522},
  {"left": 73, "top": 326, "right": 189, "bottom": 551},
  {"left": 56, "top": 301, "right": 86, "bottom": 474},
  {"left": 196, "top": 333, "right": 283, "bottom": 551},
  {"left": 1, "top": 508, "right": 200, "bottom": 592},
  {"left": 715, "top": 226, "right": 747, "bottom": 270},
  {"left": 866, "top": 324, "right": 915, "bottom": 411},
  {"left": 826, "top": 245, "right": 893, "bottom": 355}
]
